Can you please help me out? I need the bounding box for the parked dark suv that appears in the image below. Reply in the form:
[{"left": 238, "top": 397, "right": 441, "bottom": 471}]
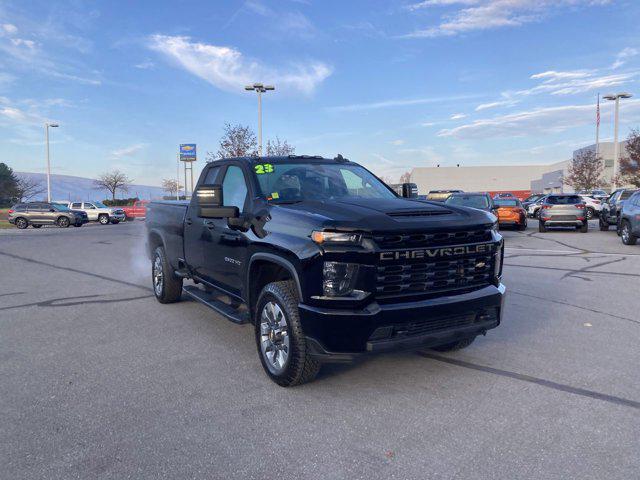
[
  {"left": 538, "top": 194, "right": 588, "bottom": 233},
  {"left": 599, "top": 189, "right": 638, "bottom": 231},
  {"left": 7, "top": 202, "right": 88, "bottom": 229},
  {"left": 619, "top": 190, "right": 640, "bottom": 245}
]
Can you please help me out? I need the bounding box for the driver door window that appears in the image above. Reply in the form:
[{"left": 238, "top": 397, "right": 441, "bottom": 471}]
[{"left": 222, "top": 166, "right": 248, "bottom": 212}]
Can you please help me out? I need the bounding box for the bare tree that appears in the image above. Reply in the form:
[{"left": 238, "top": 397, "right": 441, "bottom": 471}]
[
  {"left": 378, "top": 175, "right": 392, "bottom": 185},
  {"left": 162, "top": 179, "right": 182, "bottom": 196},
  {"left": 207, "top": 123, "right": 258, "bottom": 161},
  {"left": 563, "top": 150, "right": 604, "bottom": 191},
  {"left": 266, "top": 137, "right": 295, "bottom": 156},
  {"left": 614, "top": 129, "right": 640, "bottom": 188},
  {"left": 94, "top": 170, "right": 131, "bottom": 201},
  {"left": 399, "top": 171, "right": 411, "bottom": 183},
  {"left": 15, "top": 176, "right": 46, "bottom": 202}
]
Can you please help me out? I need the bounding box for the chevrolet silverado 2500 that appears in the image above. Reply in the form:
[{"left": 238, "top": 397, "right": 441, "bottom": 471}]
[{"left": 146, "top": 155, "right": 506, "bottom": 386}]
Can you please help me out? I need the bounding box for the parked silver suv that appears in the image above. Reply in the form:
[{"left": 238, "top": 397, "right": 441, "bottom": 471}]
[
  {"left": 538, "top": 194, "right": 588, "bottom": 233},
  {"left": 8, "top": 202, "right": 89, "bottom": 229},
  {"left": 68, "top": 201, "right": 126, "bottom": 224}
]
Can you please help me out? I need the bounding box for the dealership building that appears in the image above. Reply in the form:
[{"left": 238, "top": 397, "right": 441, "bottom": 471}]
[{"left": 410, "top": 141, "right": 625, "bottom": 195}]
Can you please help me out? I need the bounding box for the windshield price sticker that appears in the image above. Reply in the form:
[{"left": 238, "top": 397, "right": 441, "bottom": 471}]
[{"left": 254, "top": 163, "right": 274, "bottom": 174}]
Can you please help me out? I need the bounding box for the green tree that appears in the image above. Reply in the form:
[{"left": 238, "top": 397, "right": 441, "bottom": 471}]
[{"left": 0, "top": 163, "right": 19, "bottom": 206}]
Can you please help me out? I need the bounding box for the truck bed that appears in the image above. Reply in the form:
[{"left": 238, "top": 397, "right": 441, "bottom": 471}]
[{"left": 146, "top": 200, "right": 190, "bottom": 269}]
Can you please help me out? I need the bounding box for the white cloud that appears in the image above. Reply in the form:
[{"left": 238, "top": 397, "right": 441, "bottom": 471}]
[
  {"left": 402, "top": 1, "right": 612, "bottom": 38},
  {"left": 450, "top": 113, "right": 467, "bottom": 119},
  {"left": 1, "top": 23, "right": 18, "bottom": 35},
  {"left": 530, "top": 70, "right": 592, "bottom": 81},
  {"left": 515, "top": 71, "right": 635, "bottom": 97},
  {"left": 111, "top": 144, "right": 147, "bottom": 159},
  {"left": 438, "top": 99, "right": 640, "bottom": 139},
  {"left": 148, "top": 34, "right": 331, "bottom": 95},
  {"left": 328, "top": 93, "right": 481, "bottom": 112},
  {"left": 475, "top": 99, "right": 518, "bottom": 111},
  {"left": 135, "top": 59, "right": 155, "bottom": 69},
  {"left": 390, "top": 139, "right": 405, "bottom": 145},
  {"left": 612, "top": 47, "right": 639, "bottom": 69}
]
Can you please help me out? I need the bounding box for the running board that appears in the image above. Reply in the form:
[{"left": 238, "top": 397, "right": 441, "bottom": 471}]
[{"left": 182, "top": 285, "right": 249, "bottom": 324}]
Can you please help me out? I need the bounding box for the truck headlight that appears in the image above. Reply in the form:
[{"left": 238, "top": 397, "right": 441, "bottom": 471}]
[
  {"left": 323, "top": 261, "right": 360, "bottom": 297},
  {"left": 312, "top": 231, "right": 362, "bottom": 245}
]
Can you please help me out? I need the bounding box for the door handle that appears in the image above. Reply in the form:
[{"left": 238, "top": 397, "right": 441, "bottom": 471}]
[{"left": 185, "top": 218, "right": 193, "bottom": 226}]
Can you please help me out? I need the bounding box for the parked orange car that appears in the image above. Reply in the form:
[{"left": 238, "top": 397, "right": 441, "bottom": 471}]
[{"left": 494, "top": 198, "right": 527, "bottom": 230}]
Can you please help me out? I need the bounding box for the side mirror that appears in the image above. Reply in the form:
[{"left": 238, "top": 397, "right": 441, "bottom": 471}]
[
  {"left": 49, "top": 208, "right": 55, "bottom": 212},
  {"left": 401, "top": 182, "right": 418, "bottom": 198},
  {"left": 195, "top": 185, "right": 239, "bottom": 219}
]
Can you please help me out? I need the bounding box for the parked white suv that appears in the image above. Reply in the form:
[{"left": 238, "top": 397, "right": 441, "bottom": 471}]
[
  {"left": 578, "top": 195, "right": 602, "bottom": 219},
  {"left": 68, "top": 201, "right": 126, "bottom": 224}
]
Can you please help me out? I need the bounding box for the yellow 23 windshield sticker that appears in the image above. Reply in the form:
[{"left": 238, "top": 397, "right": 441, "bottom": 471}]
[{"left": 254, "top": 163, "right": 274, "bottom": 174}]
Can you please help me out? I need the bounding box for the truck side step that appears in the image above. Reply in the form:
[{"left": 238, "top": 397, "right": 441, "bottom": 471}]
[{"left": 182, "top": 285, "right": 249, "bottom": 324}]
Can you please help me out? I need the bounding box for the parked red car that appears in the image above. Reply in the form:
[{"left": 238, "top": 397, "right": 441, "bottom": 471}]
[{"left": 121, "top": 200, "right": 149, "bottom": 220}]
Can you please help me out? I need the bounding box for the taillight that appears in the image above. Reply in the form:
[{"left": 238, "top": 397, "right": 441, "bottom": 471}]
[
  {"left": 575, "top": 204, "right": 585, "bottom": 209},
  {"left": 8, "top": 209, "right": 14, "bottom": 214},
  {"left": 541, "top": 205, "right": 551, "bottom": 210}
]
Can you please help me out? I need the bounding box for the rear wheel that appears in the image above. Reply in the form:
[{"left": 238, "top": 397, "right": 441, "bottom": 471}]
[
  {"left": 586, "top": 207, "right": 595, "bottom": 220},
  {"left": 15, "top": 218, "right": 28, "bottom": 229},
  {"left": 621, "top": 221, "right": 638, "bottom": 245},
  {"left": 152, "top": 246, "right": 183, "bottom": 303},
  {"left": 579, "top": 222, "right": 588, "bottom": 233},
  {"left": 73, "top": 223, "right": 83, "bottom": 227},
  {"left": 538, "top": 221, "right": 546, "bottom": 232},
  {"left": 57, "top": 216, "right": 70, "bottom": 228},
  {"left": 432, "top": 337, "right": 476, "bottom": 352},
  {"left": 98, "top": 214, "right": 109, "bottom": 225},
  {"left": 517, "top": 219, "right": 527, "bottom": 231},
  {"left": 255, "top": 280, "right": 320, "bottom": 387}
]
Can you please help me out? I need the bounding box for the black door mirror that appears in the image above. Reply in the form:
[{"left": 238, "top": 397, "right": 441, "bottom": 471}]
[
  {"left": 195, "top": 185, "right": 239, "bottom": 219},
  {"left": 401, "top": 183, "right": 418, "bottom": 198}
]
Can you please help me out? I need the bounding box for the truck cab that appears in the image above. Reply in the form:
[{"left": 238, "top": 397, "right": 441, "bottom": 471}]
[{"left": 146, "top": 155, "right": 506, "bottom": 386}]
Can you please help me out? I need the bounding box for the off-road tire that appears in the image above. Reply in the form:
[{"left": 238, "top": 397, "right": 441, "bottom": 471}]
[
  {"left": 152, "top": 246, "right": 183, "bottom": 304},
  {"left": 57, "top": 216, "right": 70, "bottom": 228},
  {"left": 255, "top": 280, "right": 320, "bottom": 387},
  {"left": 599, "top": 217, "right": 609, "bottom": 231},
  {"left": 98, "top": 214, "right": 109, "bottom": 225},
  {"left": 621, "top": 221, "right": 638, "bottom": 245},
  {"left": 432, "top": 336, "right": 476, "bottom": 352},
  {"left": 15, "top": 217, "right": 28, "bottom": 229},
  {"left": 32, "top": 224, "right": 42, "bottom": 229},
  {"left": 538, "top": 221, "right": 546, "bottom": 233},
  {"left": 579, "top": 222, "right": 588, "bottom": 233}
]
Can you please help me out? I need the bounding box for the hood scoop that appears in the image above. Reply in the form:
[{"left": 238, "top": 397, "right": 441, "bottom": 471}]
[{"left": 387, "top": 209, "right": 451, "bottom": 218}]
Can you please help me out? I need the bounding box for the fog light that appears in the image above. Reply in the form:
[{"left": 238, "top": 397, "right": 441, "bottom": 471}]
[{"left": 323, "top": 261, "right": 359, "bottom": 297}]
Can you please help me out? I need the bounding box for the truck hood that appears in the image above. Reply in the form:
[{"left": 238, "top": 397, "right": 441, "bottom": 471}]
[{"left": 274, "top": 197, "right": 495, "bottom": 233}]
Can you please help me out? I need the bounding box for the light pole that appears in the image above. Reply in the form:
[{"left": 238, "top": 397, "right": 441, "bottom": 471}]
[
  {"left": 244, "top": 83, "right": 275, "bottom": 156},
  {"left": 44, "top": 122, "right": 59, "bottom": 202},
  {"left": 603, "top": 92, "right": 632, "bottom": 190}
]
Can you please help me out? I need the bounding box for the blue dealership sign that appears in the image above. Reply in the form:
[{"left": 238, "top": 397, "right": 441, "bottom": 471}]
[{"left": 179, "top": 144, "right": 197, "bottom": 162}]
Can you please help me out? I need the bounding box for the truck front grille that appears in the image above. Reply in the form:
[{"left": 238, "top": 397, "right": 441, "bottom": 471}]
[
  {"left": 373, "top": 228, "right": 491, "bottom": 249},
  {"left": 376, "top": 252, "right": 495, "bottom": 299}
]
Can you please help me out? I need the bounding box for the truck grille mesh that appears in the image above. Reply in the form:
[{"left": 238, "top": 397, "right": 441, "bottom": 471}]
[{"left": 373, "top": 228, "right": 491, "bottom": 248}]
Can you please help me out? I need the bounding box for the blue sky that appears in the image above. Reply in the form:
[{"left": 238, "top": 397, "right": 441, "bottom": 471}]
[{"left": 1, "top": 0, "right": 640, "bottom": 185}]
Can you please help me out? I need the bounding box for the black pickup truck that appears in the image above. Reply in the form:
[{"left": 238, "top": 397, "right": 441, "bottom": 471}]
[{"left": 146, "top": 155, "right": 506, "bottom": 386}]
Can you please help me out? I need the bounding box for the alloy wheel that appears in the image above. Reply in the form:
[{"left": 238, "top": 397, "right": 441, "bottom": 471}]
[
  {"left": 259, "top": 301, "right": 290, "bottom": 375},
  {"left": 622, "top": 224, "right": 630, "bottom": 244},
  {"left": 153, "top": 254, "right": 164, "bottom": 296}
]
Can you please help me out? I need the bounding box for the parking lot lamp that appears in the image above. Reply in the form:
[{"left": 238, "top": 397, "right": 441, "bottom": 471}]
[
  {"left": 603, "top": 93, "right": 632, "bottom": 189},
  {"left": 244, "top": 83, "right": 275, "bottom": 156},
  {"left": 45, "top": 123, "right": 59, "bottom": 202}
]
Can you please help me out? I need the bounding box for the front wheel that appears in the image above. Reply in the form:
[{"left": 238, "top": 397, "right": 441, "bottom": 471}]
[
  {"left": 152, "top": 246, "right": 183, "bottom": 303},
  {"left": 57, "top": 216, "right": 70, "bottom": 228},
  {"left": 432, "top": 337, "right": 476, "bottom": 352},
  {"left": 621, "top": 221, "right": 638, "bottom": 245},
  {"left": 98, "top": 214, "right": 109, "bottom": 225},
  {"left": 255, "top": 280, "right": 320, "bottom": 387}
]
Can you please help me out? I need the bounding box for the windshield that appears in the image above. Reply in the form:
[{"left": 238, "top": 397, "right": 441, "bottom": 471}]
[
  {"left": 445, "top": 195, "right": 489, "bottom": 209},
  {"left": 253, "top": 162, "right": 396, "bottom": 202},
  {"left": 52, "top": 204, "right": 70, "bottom": 211},
  {"left": 495, "top": 199, "right": 520, "bottom": 207}
]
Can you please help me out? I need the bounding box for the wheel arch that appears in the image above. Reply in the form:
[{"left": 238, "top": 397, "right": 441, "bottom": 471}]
[
  {"left": 147, "top": 229, "right": 165, "bottom": 259},
  {"left": 247, "top": 253, "right": 303, "bottom": 320}
]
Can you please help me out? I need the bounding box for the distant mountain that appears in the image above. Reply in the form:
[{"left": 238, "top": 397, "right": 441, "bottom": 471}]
[{"left": 16, "top": 172, "right": 166, "bottom": 202}]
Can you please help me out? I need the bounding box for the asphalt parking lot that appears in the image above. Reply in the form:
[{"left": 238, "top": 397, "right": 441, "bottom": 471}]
[{"left": 1, "top": 220, "right": 639, "bottom": 480}]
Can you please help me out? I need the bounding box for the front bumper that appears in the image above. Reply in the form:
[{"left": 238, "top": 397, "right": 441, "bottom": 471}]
[
  {"left": 110, "top": 213, "right": 126, "bottom": 221},
  {"left": 299, "top": 284, "right": 506, "bottom": 362}
]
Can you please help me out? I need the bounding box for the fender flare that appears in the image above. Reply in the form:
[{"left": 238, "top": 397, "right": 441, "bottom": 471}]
[{"left": 247, "top": 252, "right": 303, "bottom": 305}]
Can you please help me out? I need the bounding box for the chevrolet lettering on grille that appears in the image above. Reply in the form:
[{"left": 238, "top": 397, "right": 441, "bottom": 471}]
[{"left": 379, "top": 243, "right": 494, "bottom": 261}]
